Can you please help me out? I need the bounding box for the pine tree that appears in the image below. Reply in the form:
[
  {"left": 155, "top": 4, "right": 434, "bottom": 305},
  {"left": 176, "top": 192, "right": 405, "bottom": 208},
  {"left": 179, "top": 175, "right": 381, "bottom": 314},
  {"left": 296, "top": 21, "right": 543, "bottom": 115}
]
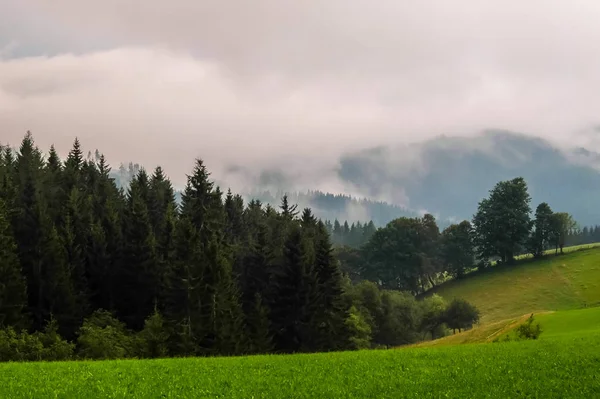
[
  {"left": 280, "top": 194, "right": 298, "bottom": 221},
  {"left": 63, "top": 138, "right": 84, "bottom": 194},
  {"left": 12, "top": 133, "right": 47, "bottom": 331},
  {"left": 224, "top": 189, "right": 247, "bottom": 276},
  {"left": 62, "top": 187, "right": 92, "bottom": 317},
  {"left": 312, "top": 221, "right": 350, "bottom": 351},
  {"left": 0, "top": 198, "right": 27, "bottom": 328},
  {"left": 165, "top": 160, "right": 245, "bottom": 355},
  {"left": 88, "top": 153, "right": 122, "bottom": 311},
  {"left": 164, "top": 217, "right": 201, "bottom": 356},
  {"left": 148, "top": 166, "right": 176, "bottom": 241},
  {"left": 116, "top": 173, "right": 160, "bottom": 330},
  {"left": 271, "top": 224, "right": 320, "bottom": 353},
  {"left": 43, "top": 145, "right": 64, "bottom": 226},
  {"left": 0, "top": 146, "right": 16, "bottom": 207},
  {"left": 246, "top": 293, "right": 274, "bottom": 354},
  {"left": 42, "top": 222, "right": 80, "bottom": 338}
]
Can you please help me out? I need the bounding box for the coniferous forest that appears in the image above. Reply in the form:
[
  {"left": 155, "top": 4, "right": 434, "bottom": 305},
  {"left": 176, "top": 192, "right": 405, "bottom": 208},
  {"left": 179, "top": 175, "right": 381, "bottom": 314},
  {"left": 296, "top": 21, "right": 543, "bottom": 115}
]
[
  {"left": 0, "top": 133, "right": 581, "bottom": 362},
  {"left": 3, "top": 132, "right": 470, "bottom": 361}
]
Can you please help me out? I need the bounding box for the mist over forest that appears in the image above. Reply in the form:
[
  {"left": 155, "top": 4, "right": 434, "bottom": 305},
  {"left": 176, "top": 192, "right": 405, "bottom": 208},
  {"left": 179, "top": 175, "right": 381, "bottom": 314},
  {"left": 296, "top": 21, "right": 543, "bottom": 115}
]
[{"left": 109, "top": 130, "right": 600, "bottom": 228}]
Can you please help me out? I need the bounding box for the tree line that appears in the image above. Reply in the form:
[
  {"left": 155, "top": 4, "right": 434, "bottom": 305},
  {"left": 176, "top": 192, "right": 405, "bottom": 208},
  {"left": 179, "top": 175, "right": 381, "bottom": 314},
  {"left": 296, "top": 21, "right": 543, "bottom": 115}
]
[
  {"left": 339, "top": 177, "right": 578, "bottom": 294},
  {"left": 325, "top": 219, "right": 377, "bottom": 248},
  {"left": 0, "top": 133, "right": 478, "bottom": 361}
]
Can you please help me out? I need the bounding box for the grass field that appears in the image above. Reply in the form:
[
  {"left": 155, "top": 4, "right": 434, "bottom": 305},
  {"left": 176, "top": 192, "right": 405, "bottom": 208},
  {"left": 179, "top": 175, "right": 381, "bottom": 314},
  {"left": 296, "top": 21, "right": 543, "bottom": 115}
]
[
  {"left": 1, "top": 332, "right": 599, "bottom": 398},
  {"left": 495, "top": 306, "right": 600, "bottom": 342},
  {"left": 428, "top": 246, "right": 600, "bottom": 323}
]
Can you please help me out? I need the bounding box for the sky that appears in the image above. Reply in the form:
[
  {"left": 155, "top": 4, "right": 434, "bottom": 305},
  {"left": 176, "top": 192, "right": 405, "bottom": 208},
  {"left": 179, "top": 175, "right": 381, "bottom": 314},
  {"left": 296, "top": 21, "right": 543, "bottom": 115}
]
[{"left": 2, "top": 0, "right": 600, "bottom": 191}]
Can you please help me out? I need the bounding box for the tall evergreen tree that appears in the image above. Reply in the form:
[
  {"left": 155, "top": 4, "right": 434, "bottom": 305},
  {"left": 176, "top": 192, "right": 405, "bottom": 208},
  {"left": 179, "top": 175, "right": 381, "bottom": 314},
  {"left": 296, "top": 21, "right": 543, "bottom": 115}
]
[
  {"left": 88, "top": 154, "right": 122, "bottom": 311},
  {"left": 116, "top": 172, "right": 160, "bottom": 330},
  {"left": 12, "top": 133, "right": 47, "bottom": 331},
  {"left": 43, "top": 145, "right": 64, "bottom": 226},
  {"left": 312, "top": 221, "right": 350, "bottom": 351},
  {"left": 0, "top": 198, "right": 27, "bottom": 328},
  {"left": 271, "top": 224, "right": 320, "bottom": 353},
  {"left": 165, "top": 160, "right": 244, "bottom": 355}
]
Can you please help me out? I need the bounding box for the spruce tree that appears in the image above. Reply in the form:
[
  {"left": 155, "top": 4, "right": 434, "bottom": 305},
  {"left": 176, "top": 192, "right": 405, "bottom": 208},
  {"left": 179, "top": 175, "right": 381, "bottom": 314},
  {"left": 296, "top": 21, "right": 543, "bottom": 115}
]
[
  {"left": 12, "top": 133, "right": 47, "bottom": 331},
  {"left": 164, "top": 217, "right": 201, "bottom": 356},
  {"left": 165, "top": 160, "right": 245, "bottom": 355},
  {"left": 43, "top": 145, "right": 64, "bottom": 226},
  {"left": 42, "top": 222, "right": 80, "bottom": 338},
  {"left": 312, "top": 221, "right": 350, "bottom": 351},
  {"left": 63, "top": 138, "right": 84, "bottom": 195},
  {"left": 247, "top": 293, "right": 274, "bottom": 354},
  {"left": 116, "top": 172, "right": 160, "bottom": 330},
  {"left": 271, "top": 224, "right": 320, "bottom": 353},
  {"left": 0, "top": 198, "right": 27, "bottom": 328},
  {"left": 224, "top": 189, "right": 247, "bottom": 276},
  {"left": 89, "top": 154, "right": 123, "bottom": 311},
  {"left": 62, "top": 187, "right": 92, "bottom": 316}
]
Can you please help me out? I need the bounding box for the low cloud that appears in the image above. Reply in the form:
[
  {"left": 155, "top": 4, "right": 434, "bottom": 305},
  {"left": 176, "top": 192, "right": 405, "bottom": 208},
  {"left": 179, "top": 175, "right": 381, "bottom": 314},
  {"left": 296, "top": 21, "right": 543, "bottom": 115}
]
[{"left": 2, "top": 0, "right": 600, "bottom": 194}]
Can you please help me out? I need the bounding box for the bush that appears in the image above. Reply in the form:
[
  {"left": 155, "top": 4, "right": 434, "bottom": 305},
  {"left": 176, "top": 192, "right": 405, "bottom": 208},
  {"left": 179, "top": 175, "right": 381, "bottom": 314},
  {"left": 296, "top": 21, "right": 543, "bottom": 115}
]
[
  {"left": 516, "top": 314, "right": 542, "bottom": 340},
  {"left": 137, "top": 310, "right": 170, "bottom": 359},
  {"left": 345, "top": 306, "right": 372, "bottom": 350},
  {"left": 77, "top": 310, "right": 137, "bottom": 360},
  {"left": 37, "top": 318, "right": 75, "bottom": 361},
  {"left": 0, "top": 318, "right": 74, "bottom": 362},
  {"left": 0, "top": 328, "right": 43, "bottom": 362}
]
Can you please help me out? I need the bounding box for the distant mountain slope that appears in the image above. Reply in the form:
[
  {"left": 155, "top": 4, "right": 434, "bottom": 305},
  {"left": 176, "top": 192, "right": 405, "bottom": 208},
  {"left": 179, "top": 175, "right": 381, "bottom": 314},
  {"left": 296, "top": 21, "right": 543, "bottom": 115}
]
[
  {"left": 110, "top": 130, "right": 600, "bottom": 227},
  {"left": 244, "top": 190, "right": 419, "bottom": 226},
  {"left": 337, "top": 130, "right": 600, "bottom": 225},
  {"left": 109, "top": 165, "right": 416, "bottom": 226}
]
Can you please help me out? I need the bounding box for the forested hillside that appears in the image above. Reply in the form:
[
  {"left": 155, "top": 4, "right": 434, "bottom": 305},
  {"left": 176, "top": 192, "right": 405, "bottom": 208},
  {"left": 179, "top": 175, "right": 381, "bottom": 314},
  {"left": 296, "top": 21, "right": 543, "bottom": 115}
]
[
  {"left": 111, "top": 163, "right": 416, "bottom": 228},
  {"left": 0, "top": 132, "right": 588, "bottom": 363},
  {"left": 0, "top": 133, "right": 482, "bottom": 362}
]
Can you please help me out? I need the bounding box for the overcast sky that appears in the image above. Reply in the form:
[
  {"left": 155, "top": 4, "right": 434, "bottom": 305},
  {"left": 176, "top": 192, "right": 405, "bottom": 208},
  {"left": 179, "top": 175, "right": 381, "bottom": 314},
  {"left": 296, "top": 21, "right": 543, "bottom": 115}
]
[{"left": 2, "top": 0, "right": 600, "bottom": 189}]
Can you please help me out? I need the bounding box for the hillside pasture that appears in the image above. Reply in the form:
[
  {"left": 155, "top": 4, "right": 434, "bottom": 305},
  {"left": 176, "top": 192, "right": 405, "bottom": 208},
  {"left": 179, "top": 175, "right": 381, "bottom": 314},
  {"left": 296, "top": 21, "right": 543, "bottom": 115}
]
[{"left": 428, "top": 247, "right": 600, "bottom": 323}]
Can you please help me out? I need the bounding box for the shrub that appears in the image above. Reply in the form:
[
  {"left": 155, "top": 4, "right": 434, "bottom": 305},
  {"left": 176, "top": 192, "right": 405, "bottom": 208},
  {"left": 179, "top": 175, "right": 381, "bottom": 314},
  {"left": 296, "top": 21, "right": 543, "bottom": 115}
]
[
  {"left": 77, "top": 310, "right": 137, "bottom": 360},
  {"left": 0, "top": 319, "right": 74, "bottom": 362},
  {"left": 345, "top": 306, "right": 372, "bottom": 350},
  {"left": 137, "top": 310, "right": 170, "bottom": 359},
  {"left": 516, "top": 314, "right": 542, "bottom": 340},
  {"left": 38, "top": 318, "right": 75, "bottom": 361}
]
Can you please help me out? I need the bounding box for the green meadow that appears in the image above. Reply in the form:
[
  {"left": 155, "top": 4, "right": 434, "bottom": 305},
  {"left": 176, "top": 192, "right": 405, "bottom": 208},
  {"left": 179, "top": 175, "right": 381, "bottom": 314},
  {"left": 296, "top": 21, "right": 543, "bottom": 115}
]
[
  {"left": 1, "top": 332, "right": 599, "bottom": 398},
  {"left": 429, "top": 245, "right": 600, "bottom": 323}
]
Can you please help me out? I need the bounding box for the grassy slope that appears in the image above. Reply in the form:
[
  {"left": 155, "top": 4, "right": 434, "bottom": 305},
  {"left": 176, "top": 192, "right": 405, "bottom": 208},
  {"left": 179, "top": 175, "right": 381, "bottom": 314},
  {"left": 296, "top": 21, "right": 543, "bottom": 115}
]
[
  {"left": 1, "top": 335, "right": 599, "bottom": 398},
  {"left": 536, "top": 306, "right": 600, "bottom": 337},
  {"left": 428, "top": 246, "right": 600, "bottom": 324},
  {"left": 496, "top": 306, "right": 600, "bottom": 342}
]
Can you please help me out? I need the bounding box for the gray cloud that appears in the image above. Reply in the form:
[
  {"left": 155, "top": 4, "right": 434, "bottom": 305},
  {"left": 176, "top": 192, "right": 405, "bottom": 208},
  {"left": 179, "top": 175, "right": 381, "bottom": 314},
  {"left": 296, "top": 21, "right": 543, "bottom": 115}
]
[{"left": 2, "top": 0, "right": 600, "bottom": 192}]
